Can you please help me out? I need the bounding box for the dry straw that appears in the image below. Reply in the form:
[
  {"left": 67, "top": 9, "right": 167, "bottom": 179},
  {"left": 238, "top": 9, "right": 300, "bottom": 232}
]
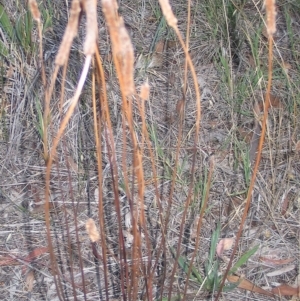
[{"left": 55, "top": 0, "right": 81, "bottom": 66}]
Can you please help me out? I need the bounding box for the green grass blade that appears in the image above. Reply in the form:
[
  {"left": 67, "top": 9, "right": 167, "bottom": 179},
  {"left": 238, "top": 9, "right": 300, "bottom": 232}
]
[
  {"left": 208, "top": 223, "right": 220, "bottom": 265},
  {"left": 230, "top": 245, "right": 259, "bottom": 275},
  {"left": 222, "top": 282, "right": 239, "bottom": 292},
  {"left": 170, "top": 246, "right": 203, "bottom": 284},
  {"left": 15, "top": 17, "right": 24, "bottom": 49},
  {"left": 0, "top": 4, "right": 14, "bottom": 40},
  {"left": 0, "top": 39, "right": 9, "bottom": 57},
  {"left": 42, "top": 8, "right": 52, "bottom": 32},
  {"left": 205, "top": 260, "right": 219, "bottom": 291},
  {"left": 24, "top": 11, "right": 32, "bottom": 49}
]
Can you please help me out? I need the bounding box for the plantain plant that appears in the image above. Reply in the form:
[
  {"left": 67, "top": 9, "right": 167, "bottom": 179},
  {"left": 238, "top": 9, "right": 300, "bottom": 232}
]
[{"left": 171, "top": 223, "right": 259, "bottom": 295}]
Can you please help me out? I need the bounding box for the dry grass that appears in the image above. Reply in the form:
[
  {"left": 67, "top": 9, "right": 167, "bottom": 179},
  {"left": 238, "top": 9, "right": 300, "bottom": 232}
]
[{"left": 0, "top": 0, "right": 299, "bottom": 300}]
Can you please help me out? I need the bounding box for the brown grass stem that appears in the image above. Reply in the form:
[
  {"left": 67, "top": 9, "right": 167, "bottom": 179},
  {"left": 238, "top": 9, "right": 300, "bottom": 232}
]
[
  {"left": 183, "top": 0, "right": 191, "bottom": 97},
  {"left": 157, "top": 1, "right": 202, "bottom": 299},
  {"left": 95, "top": 47, "right": 128, "bottom": 301},
  {"left": 92, "top": 57, "right": 109, "bottom": 300},
  {"left": 215, "top": 17, "right": 275, "bottom": 301}
]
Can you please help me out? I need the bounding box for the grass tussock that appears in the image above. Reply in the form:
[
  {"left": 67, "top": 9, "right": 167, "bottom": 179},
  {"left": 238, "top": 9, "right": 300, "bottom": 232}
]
[{"left": 0, "top": 0, "right": 299, "bottom": 300}]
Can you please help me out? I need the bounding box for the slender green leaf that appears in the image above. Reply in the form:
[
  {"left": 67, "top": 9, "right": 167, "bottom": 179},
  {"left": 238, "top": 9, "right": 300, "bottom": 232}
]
[
  {"left": 24, "top": 11, "right": 32, "bottom": 49},
  {"left": 205, "top": 260, "right": 219, "bottom": 290},
  {"left": 15, "top": 17, "right": 24, "bottom": 48},
  {"left": 170, "top": 247, "right": 203, "bottom": 284},
  {"left": 208, "top": 223, "right": 220, "bottom": 266},
  {"left": 42, "top": 9, "right": 52, "bottom": 32},
  {"left": 0, "top": 40, "right": 9, "bottom": 57},
  {"left": 213, "top": 261, "right": 219, "bottom": 288},
  {"left": 230, "top": 245, "right": 259, "bottom": 275},
  {"left": 34, "top": 99, "right": 44, "bottom": 139},
  {"left": 0, "top": 4, "right": 14, "bottom": 40},
  {"left": 223, "top": 282, "right": 239, "bottom": 292}
]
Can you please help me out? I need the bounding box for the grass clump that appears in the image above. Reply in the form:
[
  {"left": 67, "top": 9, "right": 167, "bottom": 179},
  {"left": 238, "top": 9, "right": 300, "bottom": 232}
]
[{"left": 0, "top": 0, "right": 299, "bottom": 300}]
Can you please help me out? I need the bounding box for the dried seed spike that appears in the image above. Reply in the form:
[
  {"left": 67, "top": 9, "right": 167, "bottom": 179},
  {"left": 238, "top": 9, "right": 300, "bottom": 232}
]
[
  {"left": 118, "top": 26, "right": 135, "bottom": 96},
  {"left": 265, "top": 0, "right": 277, "bottom": 35},
  {"left": 84, "top": 0, "right": 98, "bottom": 55},
  {"left": 140, "top": 82, "right": 150, "bottom": 101},
  {"left": 86, "top": 218, "right": 100, "bottom": 242},
  {"left": 158, "top": 0, "right": 178, "bottom": 28},
  {"left": 102, "top": 0, "right": 135, "bottom": 96},
  {"left": 29, "top": 0, "right": 41, "bottom": 22},
  {"left": 55, "top": 0, "right": 81, "bottom": 66}
]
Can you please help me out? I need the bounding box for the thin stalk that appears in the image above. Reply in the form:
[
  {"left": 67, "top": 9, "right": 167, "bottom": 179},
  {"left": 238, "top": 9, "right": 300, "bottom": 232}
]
[{"left": 215, "top": 34, "right": 274, "bottom": 301}]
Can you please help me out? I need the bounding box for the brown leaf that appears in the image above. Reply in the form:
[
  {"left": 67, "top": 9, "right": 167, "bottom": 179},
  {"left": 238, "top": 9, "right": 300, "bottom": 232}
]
[
  {"left": 155, "top": 40, "right": 165, "bottom": 53},
  {"left": 67, "top": 155, "right": 79, "bottom": 172},
  {"left": 0, "top": 256, "right": 17, "bottom": 266},
  {"left": 149, "top": 40, "right": 165, "bottom": 68},
  {"left": 0, "top": 247, "right": 48, "bottom": 267},
  {"left": 30, "top": 201, "right": 55, "bottom": 214},
  {"left": 238, "top": 127, "right": 253, "bottom": 143},
  {"left": 216, "top": 238, "right": 234, "bottom": 257},
  {"left": 259, "top": 256, "right": 294, "bottom": 266},
  {"left": 207, "top": 120, "right": 219, "bottom": 129},
  {"left": 268, "top": 94, "right": 282, "bottom": 108},
  {"left": 246, "top": 52, "right": 256, "bottom": 68},
  {"left": 266, "top": 265, "right": 295, "bottom": 277},
  {"left": 257, "top": 94, "right": 282, "bottom": 112},
  {"left": 262, "top": 93, "right": 282, "bottom": 109},
  {"left": 169, "top": 72, "right": 176, "bottom": 86},
  {"left": 295, "top": 140, "right": 300, "bottom": 153},
  {"left": 25, "top": 269, "right": 35, "bottom": 292},
  {"left": 24, "top": 246, "right": 49, "bottom": 263},
  {"left": 282, "top": 61, "right": 292, "bottom": 74},
  {"left": 227, "top": 275, "right": 274, "bottom": 297},
  {"left": 167, "top": 40, "right": 177, "bottom": 49},
  {"left": 281, "top": 194, "right": 290, "bottom": 216},
  {"left": 271, "top": 284, "right": 300, "bottom": 296},
  {"left": 176, "top": 98, "right": 185, "bottom": 116}
]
